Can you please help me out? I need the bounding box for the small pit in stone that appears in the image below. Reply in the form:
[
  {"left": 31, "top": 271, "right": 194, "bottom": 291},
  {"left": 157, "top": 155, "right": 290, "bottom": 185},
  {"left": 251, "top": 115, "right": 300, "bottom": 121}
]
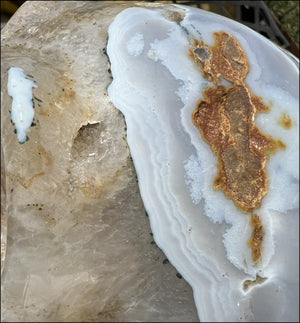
[
  {"left": 70, "top": 121, "right": 127, "bottom": 199},
  {"left": 70, "top": 122, "right": 104, "bottom": 197},
  {"left": 243, "top": 275, "right": 267, "bottom": 292},
  {"left": 72, "top": 122, "right": 102, "bottom": 160}
]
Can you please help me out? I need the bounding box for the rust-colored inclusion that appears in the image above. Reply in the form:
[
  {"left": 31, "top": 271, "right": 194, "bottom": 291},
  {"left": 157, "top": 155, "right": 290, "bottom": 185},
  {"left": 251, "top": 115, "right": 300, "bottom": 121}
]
[
  {"left": 279, "top": 112, "right": 293, "bottom": 129},
  {"left": 249, "top": 214, "right": 263, "bottom": 261},
  {"left": 190, "top": 31, "right": 285, "bottom": 261},
  {"left": 190, "top": 32, "right": 283, "bottom": 212},
  {"left": 193, "top": 84, "right": 283, "bottom": 212},
  {"left": 190, "top": 32, "right": 248, "bottom": 84}
]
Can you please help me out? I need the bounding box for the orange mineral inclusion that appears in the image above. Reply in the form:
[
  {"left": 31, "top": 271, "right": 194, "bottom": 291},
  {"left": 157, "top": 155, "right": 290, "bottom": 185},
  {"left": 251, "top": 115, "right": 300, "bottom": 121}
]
[
  {"left": 279, "top": 112, "right": 293, "bottom": 129},
  {"left": 190, "top": 31, "right": 285, "bottom": 261},
  {"left": 249, "top": 214, "right": 263, "bottom": 261}
]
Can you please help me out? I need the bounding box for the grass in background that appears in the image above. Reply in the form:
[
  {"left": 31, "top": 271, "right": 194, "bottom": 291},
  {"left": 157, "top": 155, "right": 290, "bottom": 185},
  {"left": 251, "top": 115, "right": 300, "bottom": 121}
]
[{"left": 266, "top": 0, "right": 299, "bottom": 46}]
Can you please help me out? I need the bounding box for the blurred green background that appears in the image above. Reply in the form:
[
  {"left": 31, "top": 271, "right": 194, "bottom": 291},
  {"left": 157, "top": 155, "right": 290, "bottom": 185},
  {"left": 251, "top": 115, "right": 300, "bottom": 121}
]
[{"left": 266, "top": 0, "right": 299, "bottom": 46}]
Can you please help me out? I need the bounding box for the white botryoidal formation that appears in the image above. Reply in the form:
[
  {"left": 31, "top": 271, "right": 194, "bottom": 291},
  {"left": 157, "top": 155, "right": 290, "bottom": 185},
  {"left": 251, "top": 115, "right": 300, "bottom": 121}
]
[
  {"left": 107, "top": 5, "right": 299, "bottom": 322},
  {"left": 7, "top": 67, "right": 37, "bottom": 143}
]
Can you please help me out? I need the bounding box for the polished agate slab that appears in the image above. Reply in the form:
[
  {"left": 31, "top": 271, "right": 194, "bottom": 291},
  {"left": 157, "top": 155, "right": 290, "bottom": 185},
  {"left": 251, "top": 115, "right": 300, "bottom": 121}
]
[
  {"left": 1, "top": 2, "right": 299, "bottom": 322},
  {"left": 107, "top": 4, "right": 299, "bottom": 322}
]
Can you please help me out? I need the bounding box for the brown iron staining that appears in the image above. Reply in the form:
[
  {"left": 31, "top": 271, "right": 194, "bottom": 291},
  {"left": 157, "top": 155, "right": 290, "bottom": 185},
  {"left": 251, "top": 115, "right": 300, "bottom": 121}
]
[
  {"left": 190, "top": 32, "right": 285, "bottom": 261},
  {"left": 190, "top": 32, "right": 248, "bottom": 84},
  {"left": 193, "top": 84, "right": 279, "bottom": 213},
  {"left": 249, "top": 214, "right": 263, "bottom": 262},
  {"left": 279, "top": 112, "right": 293, "bottom": 129}
]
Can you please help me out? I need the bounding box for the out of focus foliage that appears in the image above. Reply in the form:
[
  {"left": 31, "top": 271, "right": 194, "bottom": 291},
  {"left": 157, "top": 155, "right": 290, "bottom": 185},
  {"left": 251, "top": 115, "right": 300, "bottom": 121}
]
[{"left": 266, "top": 0, "right": 299, "bottom": 45}]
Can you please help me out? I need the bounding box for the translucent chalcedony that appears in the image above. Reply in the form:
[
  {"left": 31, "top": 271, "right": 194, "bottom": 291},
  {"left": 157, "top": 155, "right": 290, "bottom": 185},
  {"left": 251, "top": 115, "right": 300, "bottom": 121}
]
[{"left": 108, "top": 5, "right": 299, "bottom": 322}]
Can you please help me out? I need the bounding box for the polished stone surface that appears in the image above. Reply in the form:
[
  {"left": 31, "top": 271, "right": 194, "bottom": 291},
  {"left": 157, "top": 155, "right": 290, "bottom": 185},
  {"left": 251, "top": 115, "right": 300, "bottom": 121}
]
[{"left": 106, "top": 3, "right": 299, "bottom": 322}]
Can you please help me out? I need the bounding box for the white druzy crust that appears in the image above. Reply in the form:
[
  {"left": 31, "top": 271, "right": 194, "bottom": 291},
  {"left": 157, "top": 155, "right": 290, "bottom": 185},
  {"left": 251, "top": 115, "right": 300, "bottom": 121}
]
[
  {"left": 107, "top": 5, "right": 299, "bottom": 322},
  {"left": 7, "top": 67, "right": 37, "bottom": 143},
  {"left": 126, "top": 32, "right": 145, "bottom": 56}
]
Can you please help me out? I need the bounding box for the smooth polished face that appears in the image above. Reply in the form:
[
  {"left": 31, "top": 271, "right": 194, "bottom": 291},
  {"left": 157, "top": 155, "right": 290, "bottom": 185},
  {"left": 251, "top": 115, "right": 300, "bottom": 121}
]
[{"left": 107, "top": 4, "right": 299, "bottom": 322}]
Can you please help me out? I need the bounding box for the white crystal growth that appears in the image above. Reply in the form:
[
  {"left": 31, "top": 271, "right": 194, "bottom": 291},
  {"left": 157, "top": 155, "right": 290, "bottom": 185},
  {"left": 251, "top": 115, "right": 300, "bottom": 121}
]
[
  {"left": 7, "top": 67, "right": 37, "bottom": 143},
  {"left": 127, "top": 33, "right": 145, "bottom": 56},
  {"left": 108, "top": 5, "right": 299, "bottom": 322}
]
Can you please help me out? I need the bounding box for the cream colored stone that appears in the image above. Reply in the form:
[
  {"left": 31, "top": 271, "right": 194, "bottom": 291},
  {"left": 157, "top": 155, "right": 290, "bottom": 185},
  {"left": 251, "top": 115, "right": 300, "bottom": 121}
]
[{"left": 1, "top": 1, "right": 198, "bottom": 322}]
